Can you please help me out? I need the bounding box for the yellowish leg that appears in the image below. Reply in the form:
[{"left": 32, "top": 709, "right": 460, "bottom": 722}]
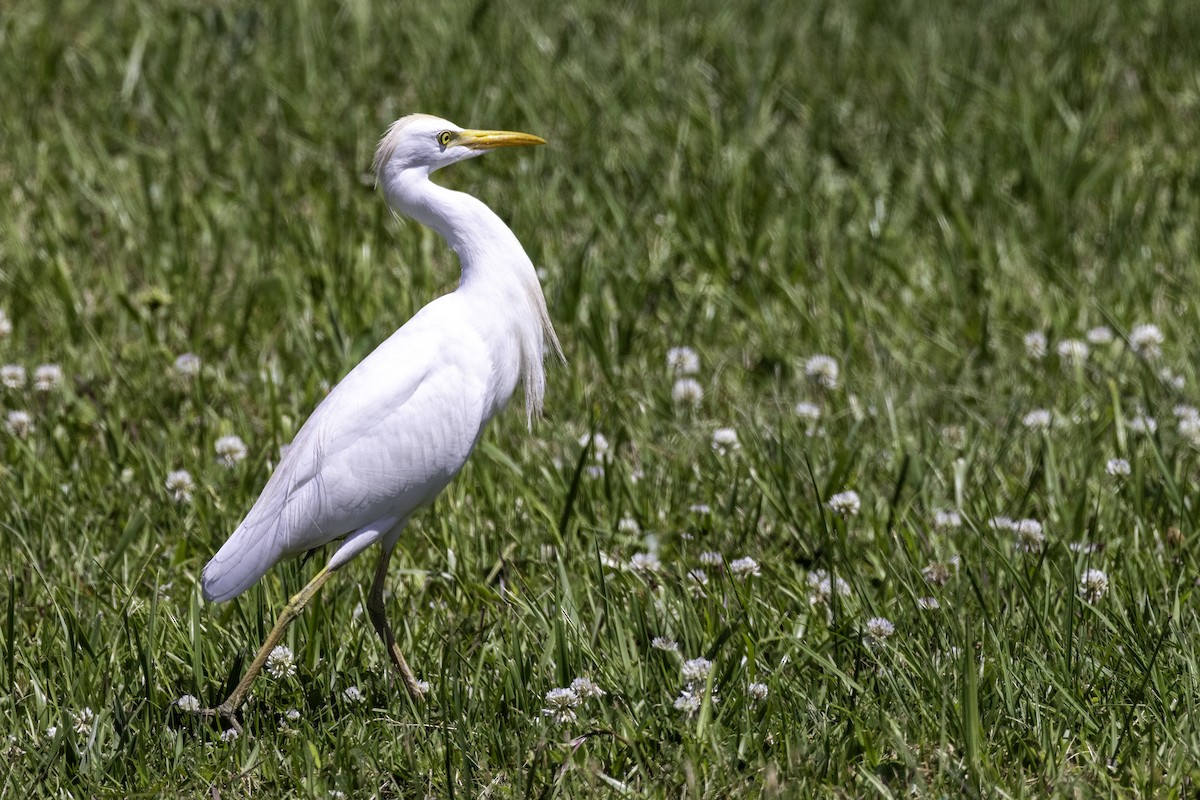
[
  {"left": 204, "top": 566, "right": 335, "bottom": 730},
  {"left": 367, "top": 545, "right": 426, "bottom": 702}
]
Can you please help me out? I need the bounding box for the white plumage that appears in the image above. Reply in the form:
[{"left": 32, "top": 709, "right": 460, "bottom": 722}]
[
  {"left": 198, "top": 114, "right": 558, "bottom": 722},
  {"left": 201, "top": 304, "right": 489, "bottom": 601}
]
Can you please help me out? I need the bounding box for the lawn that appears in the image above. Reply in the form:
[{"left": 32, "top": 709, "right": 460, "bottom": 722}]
[{"left": 3, "top": 0, "right": 1200, "bottom": 796}]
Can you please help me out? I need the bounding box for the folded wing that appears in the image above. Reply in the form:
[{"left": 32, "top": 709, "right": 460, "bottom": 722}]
[{"left": 201, "top": 301, "right": 489, "bottom": 602}]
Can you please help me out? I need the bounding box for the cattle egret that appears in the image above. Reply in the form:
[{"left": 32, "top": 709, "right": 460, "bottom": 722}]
[{"left": 199, "top": 114, "right": 561, "bottom": 728}]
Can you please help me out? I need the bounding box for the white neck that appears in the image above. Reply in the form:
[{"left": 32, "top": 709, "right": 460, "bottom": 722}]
[{"left": 382, "top": 166, "right": 562, "bottom": 421}]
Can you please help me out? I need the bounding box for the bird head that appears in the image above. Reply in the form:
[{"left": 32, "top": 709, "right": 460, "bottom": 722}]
[{"left": 373, "top": 114, "right": 545, "bottom": 182}]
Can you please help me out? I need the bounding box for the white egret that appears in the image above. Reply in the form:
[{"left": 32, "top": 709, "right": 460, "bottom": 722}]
[{"left": 199, "top": 114, "right": 561, "bottom": 727}]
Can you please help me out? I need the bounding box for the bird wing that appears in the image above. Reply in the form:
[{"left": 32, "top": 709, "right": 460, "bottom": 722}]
[{"left": 201, "top": 297, "right": 490, "bottom": 602}]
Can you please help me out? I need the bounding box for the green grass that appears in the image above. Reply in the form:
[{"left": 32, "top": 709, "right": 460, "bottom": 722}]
[{"left": 4, "top": 0, "right": 1200, "bottom": 795}]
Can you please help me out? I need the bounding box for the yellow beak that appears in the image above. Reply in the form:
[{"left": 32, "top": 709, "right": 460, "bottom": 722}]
[{"left": 454, "top": 129, "right": 547, "bottom": 150}]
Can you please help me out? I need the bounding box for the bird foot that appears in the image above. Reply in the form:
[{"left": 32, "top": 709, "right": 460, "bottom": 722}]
[{"left": 196, "top": 703, "right": 243, "bottom": 733}]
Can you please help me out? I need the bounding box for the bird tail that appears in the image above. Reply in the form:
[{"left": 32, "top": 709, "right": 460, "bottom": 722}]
[{"left": 201, "top": 518, "right": 278, "bottom": 602}]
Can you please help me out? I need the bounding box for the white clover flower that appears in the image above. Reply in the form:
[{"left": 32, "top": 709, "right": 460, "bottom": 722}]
[
  {"left": 811, "top": 575, "right": 849, "bottom": 606},
  {"left": 1024, "top": 331, "right": 1048, "bottom": 360},
  {"left": 219, "top": 728, "right": 239, "bottom": 743},
  {"left": 748, "top": 682, "right": 769, "bottom": 701},
  {"left": 673, "top": 689, "right": 701, "bottom": 716},
  {"left": 672, "top": 378, "right": 703, "bottom": 407},
  {"left": 1022, "top": 409, "right": 1052, "bottom": 430},
  {"left": 1, "top": 365, "right": 26, "bottom": 390},
  {"left": 629, "top": 552, "right": 661, "bottom": 574},
  {"left": 579, "top": 432, "right": 610, "bottom": 459},
  {"left": 1179, "top": 417, "right": 1200, "bottom": 447},
  {"left": 933, "top": 509, "right": 962, "bottom": 530},
  {"left": 864, "top": 617, "right": 894, "bottom": 642},
  {"left": 730, "top": 557, "right": 760, "bottom": 578},
  {"left": 541, "top": 687, "right": 579, "bottom": 725},
  {"left": 286, "top": 709, "right": 301, "bottom": 722},
  {"left": 1086, "top": 326, "right": 1114, "bottom": 345},
  {"left": 698, "top": 551, "right": 723, "bottom": 567},
  {"left": 1127, "top": 414, "right": 1157, "bottom": 435},
  {"left": 1175, "top": 405, "right": 1200, "bottom": 421},
  {"left": 45, "top": 725, "right": 58, "bottom": 739},
  {"left": 173, "top": 353, "right": 202, "bottom": 377},
  {"left": 266, "top": 645, "right": 296, "bottom": 680},
  {"left": 342, "top": 685, "right": 365, "bottom": 704},
  {"left": 175, "top": 694, "right": 200, "bottom": 713},
  {"left": 73, "top": 707, "right": 95, "bottom": 736},
  {"left": 988, "top": 516, "right": 1016, "bottom": 532},
  {"left": 1015, "top": 519, "right": 1046, "bottom": 553},
  {"left": 1129, "top": 324, "right": 1164, "bottom": 359},
  {"left": 689, "top": 503, "right": 711, "bottom": 515},
  {"left": 667, "top": 346, "right": 700, "bottom": 375},
  {"left": 1017, "top": 518, "right": 1043, "bottom": 535},
  {"left": 33, "top": 364, "right": 63, "bottom": 392},
  {"left": 1079, "top": 568, "right": 1109, "bottom": 602},
  {"left": 215, "top": 434, "right": 247, "bottom": 468},
  {"left": 1069, "top": 541, "right": 1100, "bottom": 554},
  {"left": 792, "top": 402, "right": 820, "bottom": 422},
  {"left": 711, "top": 427, "right": 739, "bottom": 454},
  {"left": 1159, "top": 368, "right": 1185, "bottom": 391},
  {"left": 681, "top": 657, "right": 713, "bottom": 684},
  {"left": 585, "top": 464, "right": 604, "bottom": 480},
  {"left": 917, "top": 597, "right": 941, "bottom": 610},
  {"left": 5, "top": 410, "right": 32, "bottom": 439},
  {"left": 806, "top": 569, "right": 850, "bottom": 605},
  {"left": 652, "top": 637, "right": 679, "bottom": 652},
  {"left": 598, "top": 552, "right": 623, "bottom": 570},
  {"left": 794, "top": 401, "right": 822, "bottom": 426},
  {"left": 415, "top": 679, "right": 430, "bottom": 694},
  {"left": 570, "top": 677, "right": 605, "bottom": 700},
  {"left": 617, "top": 516, "right": 639, "bottom": 533},
  {"left": 921, "top": 560, "right": 955, "bottom": 587},
  {"left": 688, "top": 568, "right": 709, "bottom": 590},
  {"left": 1105, "top": 458, "right": 1131, "bottom": 477},
  {"left": 1056, "top": 339, "right": 1090, "bottom": 367},
  {"left": 0, "top": 310, "right": 10, "bottom": 339},
  {"left": 805, "top": 355, "right": 839, "bottom": 389},
  {"left": 165, "top": 470, "right": 194, "bottom": 504},
  {"left": 826, "top": 490, "right": 861, "bottom": 517}
]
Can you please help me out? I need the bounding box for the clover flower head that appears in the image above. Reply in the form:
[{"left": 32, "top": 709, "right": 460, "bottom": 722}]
[
  {"left": 266, "top": 645, "right": 296, "bottom": 680},
  {"left": 165, "top": 470, "right": 194, "bottom": 504},
  {"left": 730, "top": 557, "right": 761, "bottom": 578},
  {"left": 173, "top": 353, "right": 202, "bottom": 377},
  {"left": 541, "top": 687, "right": 580, "bottom": 725},
  {"left": 805, "top": 355, "right": 840, "bottom": 389},
  {"left": 667, "top": 346, "right": 700, "bottom": 375},
  {"left": 1079, "top": 568, "right": 1109, "bottom": 603},
  {"left": 827, "top": 490, "right": 861, "bottom": 517}
]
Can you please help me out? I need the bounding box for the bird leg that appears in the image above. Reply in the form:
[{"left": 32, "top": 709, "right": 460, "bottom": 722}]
[
  {"left": 367, "top": 544, "right": 426, "bottom": 701},
  {"left": 202, "top": 565, "right": 335, "bottom": 731}
]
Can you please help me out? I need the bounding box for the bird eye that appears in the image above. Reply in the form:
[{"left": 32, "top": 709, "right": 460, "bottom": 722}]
[{"left": 437, "top": 131, "right": 453, "bottom": 147}]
